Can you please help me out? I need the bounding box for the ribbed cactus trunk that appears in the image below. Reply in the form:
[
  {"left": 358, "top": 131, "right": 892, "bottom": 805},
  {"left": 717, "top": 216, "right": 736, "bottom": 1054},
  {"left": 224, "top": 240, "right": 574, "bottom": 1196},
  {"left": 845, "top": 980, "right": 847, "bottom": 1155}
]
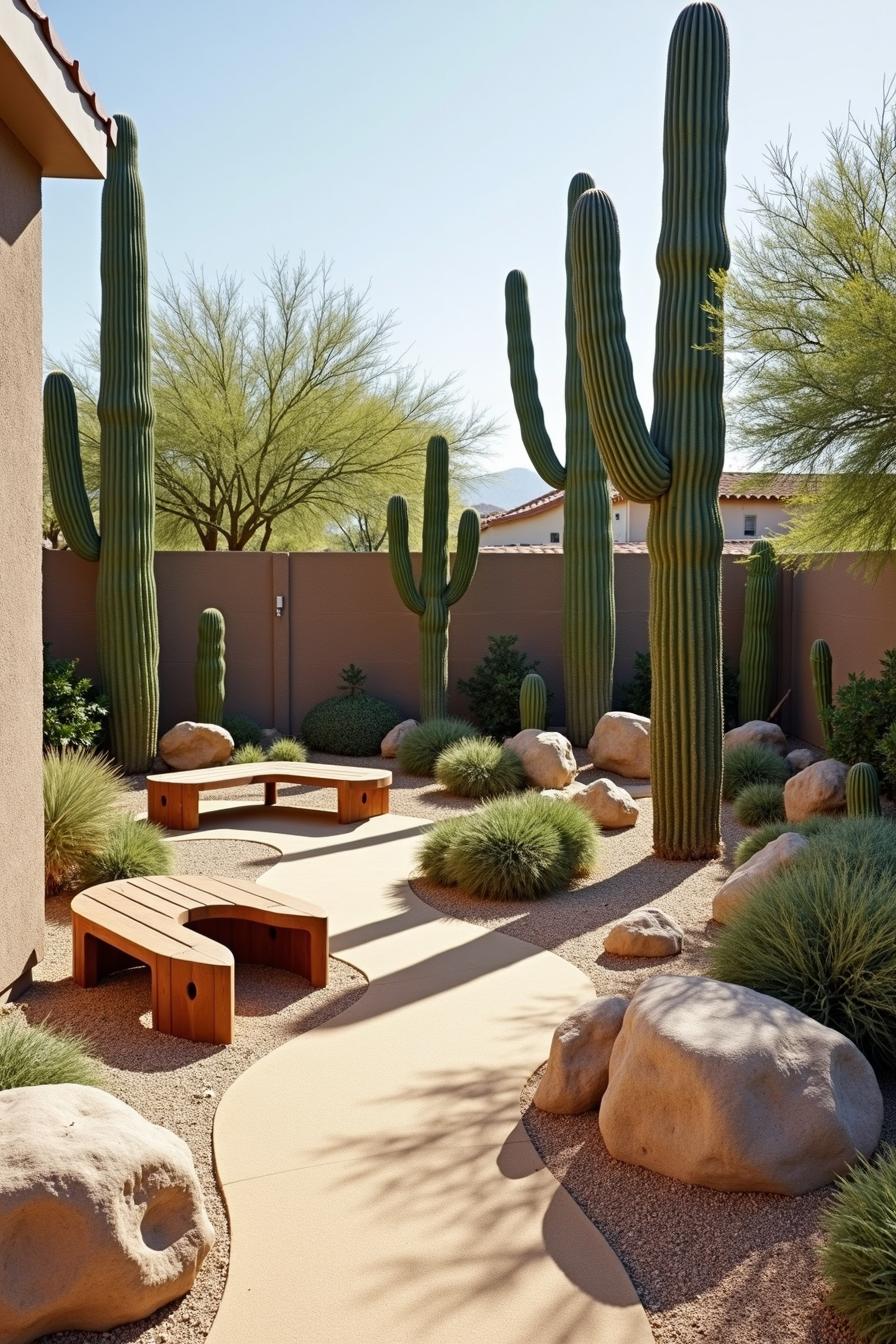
[
  {"left": 571, "top": 3, "right": 730, "bottom": 859},
  {"left": 810, "top": 639, "right": 834, "bottom": 753},
  {"left": 520, "top": 672, "right": 547, "bottom": 730},
  {"left": 505, "top": 174, "right": 614, "bottom": 745},
  {"left": 95, "top": 116, "right": 160, "bottom": 773},
  {"left": 387, "top": 437, "right": 480, "bottom": 721},
  {"left": 738, "top": 540, "right": 777, "bottom": 723},
  {"left": 44, "top": 372, "right": 100, "bottom": 561},
  {"left": 196, "top": 608, "right": 226, "bottom": 724},
  {"left": 847, "top": 762, "right": 881, "bottom": 817}
]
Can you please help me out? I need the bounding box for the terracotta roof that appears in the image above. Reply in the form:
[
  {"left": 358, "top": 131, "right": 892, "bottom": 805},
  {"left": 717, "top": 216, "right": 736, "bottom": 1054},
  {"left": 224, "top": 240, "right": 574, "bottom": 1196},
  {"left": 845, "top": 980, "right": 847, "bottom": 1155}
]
[
  {"left": 480, "top": 488, "right": 564, "bottom": 530},
  {"left": 480, "top": 540, "right": 756, "bottom": 555},
  {"left": 18, "top": 0, "right": 116, "bottom": 143}
]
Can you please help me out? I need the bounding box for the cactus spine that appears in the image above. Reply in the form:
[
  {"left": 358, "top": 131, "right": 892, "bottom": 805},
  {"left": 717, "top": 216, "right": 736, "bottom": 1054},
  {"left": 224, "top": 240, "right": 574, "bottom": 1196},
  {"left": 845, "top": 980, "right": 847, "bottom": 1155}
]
[
  {"left": 505, "top": 174, "right": 614, "bottom": 744},
  {"left": 738, "top": 540, "right": 777, "bottom": 723},
  {"left": 387, "top": 436, "right": 480, "bottom": 720},
  {"left": 810, "top": 639, "right": 834, "bottom": 753},
  {"left": 44, "top": 116, "right": 159, "bottom": 772},
  {"left": 569, "top": 3, "right": 730, "bottom": 859},
  {"left": 847, "top": 762, "right": 881, "bottom": 817},
  {"left": 519, "top": 672, "right": 547, "bottom": 731},
  {"left": 195, "top": 608, "right": 226, "bottom": 724}
]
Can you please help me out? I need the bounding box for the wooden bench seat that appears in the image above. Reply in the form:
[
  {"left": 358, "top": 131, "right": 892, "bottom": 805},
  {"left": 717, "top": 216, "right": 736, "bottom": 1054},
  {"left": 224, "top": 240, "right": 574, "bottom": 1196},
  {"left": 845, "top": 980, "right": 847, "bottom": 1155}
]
[
  {"left": 71, "top": 874, "right": 328, "bottom": 1045},
  {"left": 146, "top": 762, "right": 391, "bottom": 831}
]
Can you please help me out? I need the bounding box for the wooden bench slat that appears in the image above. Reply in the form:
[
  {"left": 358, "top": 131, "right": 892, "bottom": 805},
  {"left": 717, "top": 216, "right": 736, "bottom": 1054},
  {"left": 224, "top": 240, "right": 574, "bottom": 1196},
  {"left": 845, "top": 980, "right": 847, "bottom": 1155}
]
[{"left": 75, "top": 890, "right": 234, "bottom": 963}]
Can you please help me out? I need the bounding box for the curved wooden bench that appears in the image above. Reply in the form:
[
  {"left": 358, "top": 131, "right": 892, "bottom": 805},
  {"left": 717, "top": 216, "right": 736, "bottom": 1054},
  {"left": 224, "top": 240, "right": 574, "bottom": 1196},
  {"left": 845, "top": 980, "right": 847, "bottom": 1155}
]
[
  {"left": 147, "top": 762, "right": 391, "bottom": 831},
  {"left": 72, "top": 874, "right": 328, "bottom": 1045}
]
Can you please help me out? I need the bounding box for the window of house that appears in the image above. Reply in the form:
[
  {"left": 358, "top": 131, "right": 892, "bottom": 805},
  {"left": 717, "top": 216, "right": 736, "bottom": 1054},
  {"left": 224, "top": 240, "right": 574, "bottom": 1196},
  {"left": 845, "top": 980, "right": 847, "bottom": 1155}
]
[
  {"left": 744, "top": 514, "right": 757, "bottom": 537},
  {"left": 549, "top": 531, "right": 560, "bottom": 543},
  {"left": 614, "top": 512, "right": 621, "bottom": 522}
]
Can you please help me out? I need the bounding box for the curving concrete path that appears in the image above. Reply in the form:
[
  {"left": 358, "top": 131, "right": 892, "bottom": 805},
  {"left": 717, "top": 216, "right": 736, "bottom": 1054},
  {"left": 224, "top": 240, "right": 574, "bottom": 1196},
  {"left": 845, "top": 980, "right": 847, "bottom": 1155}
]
[{"left": 187, "top": 803, "right": 653, "bottom": 1344}]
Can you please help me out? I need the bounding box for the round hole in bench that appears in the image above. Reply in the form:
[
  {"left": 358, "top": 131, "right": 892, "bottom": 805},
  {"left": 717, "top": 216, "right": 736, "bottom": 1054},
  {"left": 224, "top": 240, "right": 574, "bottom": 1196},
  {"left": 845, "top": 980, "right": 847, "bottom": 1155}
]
[
  {"left": 362, "top": 792, "right": 368, "bottom": 804},
  {"left": 268, "top": 926, "right": 278, "bottom": 940},
  {"left": 186, "top": 981, "right": 197, "bottom": 1000},
  {"left": 160, "top": 794, "right": 167, "bottom": 807}
]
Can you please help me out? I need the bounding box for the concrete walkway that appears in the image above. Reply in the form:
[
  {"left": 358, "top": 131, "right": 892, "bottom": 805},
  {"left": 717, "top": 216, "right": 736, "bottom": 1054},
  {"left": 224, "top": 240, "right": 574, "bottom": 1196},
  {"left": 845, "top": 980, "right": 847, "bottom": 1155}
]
[{"left": 192, "top": 803, "right": 653, "bottom": 1344}]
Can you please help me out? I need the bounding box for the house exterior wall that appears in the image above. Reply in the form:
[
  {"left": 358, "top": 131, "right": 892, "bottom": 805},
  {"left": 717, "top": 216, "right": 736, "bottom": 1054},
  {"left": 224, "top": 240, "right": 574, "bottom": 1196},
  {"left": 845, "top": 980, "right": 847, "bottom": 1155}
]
[
  {"left": 486, "top": 497, "right": 792, "bottom": 545},
  {"left": 480, "top": 501, "right": 565, "bottom": 547},
  {"left": 0, "top": 121, "right": 44, "bottom": 999}
]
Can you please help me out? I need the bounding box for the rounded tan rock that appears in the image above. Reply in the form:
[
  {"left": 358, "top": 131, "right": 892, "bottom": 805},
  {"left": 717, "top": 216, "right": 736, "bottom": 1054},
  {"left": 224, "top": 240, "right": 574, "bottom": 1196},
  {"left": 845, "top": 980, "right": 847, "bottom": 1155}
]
[
  {"left": 588, "top": 712, "right": 650, "bottom": 779},
  {"left": 784, "top": 758, "right": 848, "bottom": 821},
  {"left": 723, "top": 720, "right": 787, "bottom": 756},
  {"left": 713, "top": 831, "right": 809, "bottom": 925},
  {"left": 573, "top": 777, "right": 639, "bottom": 829},
  {"left": 159, "top": 721, "right": 234, "bottom": 771},
  {"left": 533, "top": 995, "right": 629, "bottom": 1115},
  {"left": 603, "top": 907, "right": 683, "bottom": 957},
  {"left": 505, "top": 729, "right": 578, "bottom": 788},
  {"left": 380, "top": 719, "right": 418, "bottom": 758}
]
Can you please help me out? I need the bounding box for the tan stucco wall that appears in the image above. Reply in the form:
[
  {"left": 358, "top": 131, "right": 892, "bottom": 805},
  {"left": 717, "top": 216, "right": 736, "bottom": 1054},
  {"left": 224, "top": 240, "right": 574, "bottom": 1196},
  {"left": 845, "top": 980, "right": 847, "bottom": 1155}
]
[
  {"left": 0, "top": 120, "right": 44, "bottom": 999},
  {"left": 484, "top": 497, "right": 792, "bottom": 545},
  {"left": 480, "top": 502, "right": 565, "bottom": 547}
]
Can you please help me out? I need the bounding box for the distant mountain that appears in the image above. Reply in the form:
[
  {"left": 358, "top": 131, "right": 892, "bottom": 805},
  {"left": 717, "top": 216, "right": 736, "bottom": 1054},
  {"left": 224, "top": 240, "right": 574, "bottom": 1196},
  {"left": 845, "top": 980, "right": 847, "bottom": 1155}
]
[{"left": 460, "top": 467, "right": 544, "bottom": 514}]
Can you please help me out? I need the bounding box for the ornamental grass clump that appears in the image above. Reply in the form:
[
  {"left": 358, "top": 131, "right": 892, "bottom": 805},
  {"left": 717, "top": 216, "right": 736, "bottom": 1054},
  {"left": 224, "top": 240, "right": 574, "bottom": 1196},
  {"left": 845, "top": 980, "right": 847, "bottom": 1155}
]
[
  {"left": 733, "top": 815, "right": 835, "bottom": 867},
  {"left": 434, "top": 737, "right": 525, "bottom": 799},
  {"left": 722, "top": 743, "right": 789, "bottom": 801},
  {"left": 821, "top": 1147, "right": 896, "bottom": 1344},
  {"left": 44, "top": 748, "right": 123, "bottom": 895},
  {"left": 732, "top": 782, "right": 786, "bottom": 827},
  {"left": 0, "top": 1014, "right": 103, "bottom": 1090},
  {"left": 712, "top": 819, "right": 896, "bottom": 1065},
  {"left": 232, "top": 742, "right": 265, "bottom": 764},
  {"left": 266, "top": 736, "right": 308, "bottom": 763},
  {"left": 418, "top": 818, "right": 468, "bottom": 886},
  {"left": 397, "top": 717, "right": 477, "bottom": 777},
  {"left": 80, "top": 815, "right": 172, "bottom": 886}
]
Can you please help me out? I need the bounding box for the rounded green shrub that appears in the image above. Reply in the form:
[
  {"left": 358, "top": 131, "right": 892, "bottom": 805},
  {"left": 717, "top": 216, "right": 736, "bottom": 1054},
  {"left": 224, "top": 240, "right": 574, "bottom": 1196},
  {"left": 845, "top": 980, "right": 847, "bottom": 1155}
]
[
  {"left": 396, "top": 717, "right": 477, "bottom": 777},
  {"left": 80, "top": 815, "right": 172, "bottom": 886},
  {"left": 43, "top": 748, "right": 123, "bottom": 895},
  {"left": 722, "top": 743, "right": 790, "bottom": 800},
  {"left": 302, "top": 693, "right": 400, "bottom": 757},
  {"left": 232, "top": 742, "right": 265, "bottom": 764},
  {"left": 418, "top": 818, "right": 467, "bottom": 886},
  {"left": 732, "top": 782, "right": 786, "bottom": 827},
  {"left": 266, "top": 736, "right": 308, "bottom": 763},
  {"left": 434, "top": 737, "right": 524, "bottom": 799},
  {"left": 541, "top": 795, "right": 600, "bottom": 876},
  {"left": 821, "top": 1147, "right": 896, "bottom": 1344},
  {"left": 733, "top": 815, "right": 835, "bottom": 867},
  {"left": 0, "top": 1014, "right": 103, "bottom": 1090},
  {"left": 712, "top": 818, "right": 896, "bottom": 1065},
  {"left": 222, "top": 713, "right": 263, "bottom": 748}
]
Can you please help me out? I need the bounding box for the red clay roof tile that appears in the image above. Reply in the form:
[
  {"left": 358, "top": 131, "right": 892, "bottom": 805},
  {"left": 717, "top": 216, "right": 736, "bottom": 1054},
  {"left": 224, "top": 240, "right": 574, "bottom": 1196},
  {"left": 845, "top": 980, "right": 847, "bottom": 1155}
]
[{"left": 18, "top": 0, "right": 116, "bottom": 143}]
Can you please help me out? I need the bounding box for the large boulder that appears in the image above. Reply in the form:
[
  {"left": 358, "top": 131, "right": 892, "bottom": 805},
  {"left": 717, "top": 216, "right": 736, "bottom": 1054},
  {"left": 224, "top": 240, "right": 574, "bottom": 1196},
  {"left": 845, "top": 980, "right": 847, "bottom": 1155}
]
[
  {"left": 599, "top": 975, "right": 882, "bottom": 1194},
  {"left": 381, "top": 719, "right": 418, "bottom": 758},
  {"left": 588, "top": 712, "right": 650, "bottom": 779},
  {"left": 603, "top": 907, "right": 683, "bottom": 958},
  {"left": 572, "top": 777, "right": 639, "bottom": 829},
  {"left": 784, "top": 758, "right": 849, "bottom": 822},
  {"left": 786, "top": 746, "right": 824, "bottom": 774},
  {"left": 505, "top": 729, "right": 577, "bottom": 789},
  {"left": 0, "top": 1084, "right": 214, "bottom": 1343},
  {"left": 723, "top": 720, "right": 787, "bottom": 757},
  {"left": 713, "top": 831, "right": 809, "bottom": 925},
  {"left": 533, "top": 996, "right": 628, "bottom": 1115},
  {"left": 158, "top": 721, "right": 233, "bottom": 771}
]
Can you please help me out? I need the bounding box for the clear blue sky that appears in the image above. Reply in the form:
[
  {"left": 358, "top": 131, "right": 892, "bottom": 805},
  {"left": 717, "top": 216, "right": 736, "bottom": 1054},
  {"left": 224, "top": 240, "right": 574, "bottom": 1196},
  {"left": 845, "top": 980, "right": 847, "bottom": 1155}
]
[{"left": 43, "top": 0, "right": 896, "bottom": 473}]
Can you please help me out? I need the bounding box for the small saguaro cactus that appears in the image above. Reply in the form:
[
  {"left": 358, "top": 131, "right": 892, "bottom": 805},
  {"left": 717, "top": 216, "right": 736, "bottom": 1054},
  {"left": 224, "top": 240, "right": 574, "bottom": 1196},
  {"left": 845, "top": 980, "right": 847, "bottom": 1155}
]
[
  {"left": 195, "top": 608, "right": 226, "bottom": 724},
  {"left": 519, "top": 672, "right": 548, "bottom": 731},
  {"left": 387, "top": 436, "right": 480, "bottom": 721},
  {"left": 810, "top": 639, "right": 834, "bottom": 753},
  {"left": 505, "top": 173, "right": 614, "bottom": 744},
  {"left": 569, "top": 3, "right": 730, "bottom": 859},
  {"left": 847, "top": 762, "right": 881, "bottom": 817},
  {"left": 44, "top": 115, "right": 159, "bottom": 773},
  {"left": 738, "top": 540, "right": 778, "bottom": 724}
]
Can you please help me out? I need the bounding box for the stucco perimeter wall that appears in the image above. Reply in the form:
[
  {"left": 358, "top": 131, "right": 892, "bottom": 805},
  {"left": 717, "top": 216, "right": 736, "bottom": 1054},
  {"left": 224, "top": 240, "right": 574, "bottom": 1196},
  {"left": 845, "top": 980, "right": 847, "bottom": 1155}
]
[{"left": 0, "top": 123, "right": 43, "bottom": 999}]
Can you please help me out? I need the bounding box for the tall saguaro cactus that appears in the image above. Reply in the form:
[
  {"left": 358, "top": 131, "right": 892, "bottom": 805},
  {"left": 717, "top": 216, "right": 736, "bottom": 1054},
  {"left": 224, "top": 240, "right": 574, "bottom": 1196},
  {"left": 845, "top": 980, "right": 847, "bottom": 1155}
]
[
  {"left": 738, "top": 539, "right": 777, "bottom": 724},
  {"left": 810, "top": 639, "right": 834, "bottom": 753},
  {"left": 387, "top": 436, "right": 480, "bottom": 720},
  {"left": 44, "top": 116, "right": 159, "bottom": 772},
  {"left": 505, "top": 174, "right": 614, "bottom": 744},
  {"left": 195, "top": 608, "right": 226, "bottom": 724},
  {"left": 570, "top": 3, "right": 730, "bottom": 859}
]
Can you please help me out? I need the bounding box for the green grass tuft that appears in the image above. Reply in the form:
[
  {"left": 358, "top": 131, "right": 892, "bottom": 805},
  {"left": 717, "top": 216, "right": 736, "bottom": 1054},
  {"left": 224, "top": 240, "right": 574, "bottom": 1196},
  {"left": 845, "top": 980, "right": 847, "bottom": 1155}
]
[
  {"left": 232, "top": 742, "right": 265, "bottom": 764},
  {"left": 80, "top": 815, "right": 172, "bottom": 887},
  {"left": 434, "top": 737, "right": 525, "bottom": 799},
  {"left": 733, "top": 781, "right": 786, "bottom": 826},
  {"left": 821, "top": 1147, "right": 896, "bottom": 1344},
  {"left": 266, "top": 736, "right": 308, "bottom": 763},
  {"left": 397, "top": 718, "right": 477, "bottom": 777},
  {"left": 0, "top": 1014, "right": 103, "bottom": 1090},
  {"left": 418, "top": 818, "right": 467, "bottom": 886},
  {"left": 43, "top": 748, "right": 123, "bottom": 895},
  {"left": 733, "top": 816, "right": 836, "bottom": 867},
  {"left": 722, "top": 743, "right": 790, "bottom": 800}
]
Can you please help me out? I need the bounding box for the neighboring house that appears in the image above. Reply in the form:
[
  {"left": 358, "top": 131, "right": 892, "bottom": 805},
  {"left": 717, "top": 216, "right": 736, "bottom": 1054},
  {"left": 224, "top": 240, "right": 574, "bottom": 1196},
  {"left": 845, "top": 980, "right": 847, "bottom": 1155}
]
[
  {"left": 480, "top": 474, "right": 809, "bottom": 547},
  {"left": 0, "top": 0, "right": 111, "bottom": 1001}
]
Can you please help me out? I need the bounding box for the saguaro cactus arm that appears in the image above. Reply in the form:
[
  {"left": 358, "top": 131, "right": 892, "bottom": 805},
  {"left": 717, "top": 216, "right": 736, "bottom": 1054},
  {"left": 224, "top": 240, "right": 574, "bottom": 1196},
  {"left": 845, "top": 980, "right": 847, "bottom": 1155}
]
[
  {"left": 445, "top": 509, "right": 480, "bottom": 604},
  {"left": 504, "top": 272, "right": 566, "bottom": 489},
  {"left": 43, "top": 371, "right": 100, "bottom": 562},
  {"left": 386, "top": 495, "right": 425, "bottom": 614},
  {"left": 195, "top": 607, "right": 226, "bottom": 724}
]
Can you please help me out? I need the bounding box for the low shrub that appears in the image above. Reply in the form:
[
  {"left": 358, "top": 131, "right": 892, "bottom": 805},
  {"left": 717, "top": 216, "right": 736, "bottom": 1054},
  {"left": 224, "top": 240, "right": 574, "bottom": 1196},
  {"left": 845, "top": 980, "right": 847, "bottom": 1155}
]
[
  {"left": 712, "top": 818, "right": 896, "bottom": 1065},
  {"left": 266, "top": 736, "right": 308, "bottom": 763},
  {"left": 821, "top": 1147, "right": 896, "bottom": 1344},
  {"left": 44, "top": 748, "right": 122, "bottom": 895},
  {"left": 828, "top": 649, "right": 896, "bottom": 790},
  {"left": 397, "top": 717, "right": 477, "bottom": 777},
  {"left": 434, "top": 737, "right": 524, "bottom": 799},
  {"left": 222, "top": 713, "right": 263, "bottom": 748},
  {"left": 457, "top": 634, "right": 548, "bottom": 740},
  {"left": 80, "top": 815, "right": 172, "bottom": 887},
  {"left": 302, "top": 666, "right": 400, "bottom": 756},
  {"left": 43, "top": 646, "right": 107, "bottom": 751},
  {"left": 232, "top": 742, "right": 265, "bottom": 764},
  {"left": 733, "top": 816, "right": 835, "bottom": 867},
  {"left": 722, "top": 743, "right": 790, "bottom": 801},
  {"left": 733, "top": 782, "right": 786, "bottom": 827},
  {"left": 0, "top": 1014, "right": 102, "bottom": 1090},
  {"left": 418, "top": 794, "right": 597, "bottom": 901},
  {"left": 880, "top": 721, "right": 896, "bottom": 797}
]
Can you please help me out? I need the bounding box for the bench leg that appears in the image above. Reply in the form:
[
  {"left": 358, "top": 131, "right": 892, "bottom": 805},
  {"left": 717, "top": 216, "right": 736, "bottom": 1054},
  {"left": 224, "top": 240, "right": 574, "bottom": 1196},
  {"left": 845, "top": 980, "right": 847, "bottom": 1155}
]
[
  {"left": 336, "top": 782, "right": 389, "bottom": 823},
  {"left": 147, "top": 781, "right": 199, "bottom": 831},
  {"left": 264, "top": 781, "right": 278, "bottom": 807},
  {"left": 167, "top": 959, "right": 234, "bottom": 1045}
]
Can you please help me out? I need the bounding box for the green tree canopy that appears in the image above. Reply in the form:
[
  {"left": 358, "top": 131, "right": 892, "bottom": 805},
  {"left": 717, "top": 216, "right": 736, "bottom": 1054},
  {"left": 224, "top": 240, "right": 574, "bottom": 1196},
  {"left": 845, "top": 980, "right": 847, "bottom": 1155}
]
[{"left": 707, "top": 91, "right": 896, "bottom": 569}]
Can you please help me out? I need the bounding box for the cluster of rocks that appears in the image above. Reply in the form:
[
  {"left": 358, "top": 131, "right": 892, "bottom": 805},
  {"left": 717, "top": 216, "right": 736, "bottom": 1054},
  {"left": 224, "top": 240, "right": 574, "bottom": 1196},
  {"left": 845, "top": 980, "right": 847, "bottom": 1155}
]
[
  {"left": 725, "top": 718, "right": 850, "bottom": 821},
  {"left": 533, "top": 975, "right": 883, "bottom": 1195}
]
